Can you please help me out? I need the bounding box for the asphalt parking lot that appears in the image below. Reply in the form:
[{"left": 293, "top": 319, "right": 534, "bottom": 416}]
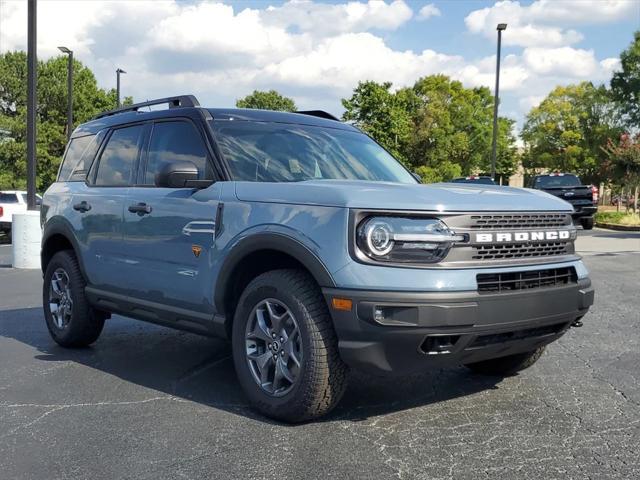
[{"left": 1, "top": 229, "right": 639, "bottom": 479}]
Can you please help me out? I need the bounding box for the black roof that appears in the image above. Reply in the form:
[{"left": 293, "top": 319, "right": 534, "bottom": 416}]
[
  {"left": 73, "top": 104, "right": 355, "bottom": 137},
  {"left": 206, "top": 108, "right": 356, "bottom": 131}
]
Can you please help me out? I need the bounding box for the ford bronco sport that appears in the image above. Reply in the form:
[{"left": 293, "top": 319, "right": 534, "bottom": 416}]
[{"left": 41, "top": 95, "right": 594, "bottom": 422}]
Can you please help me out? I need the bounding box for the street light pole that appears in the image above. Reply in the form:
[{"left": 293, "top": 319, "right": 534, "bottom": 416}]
[
  {"left": 116, "top": 68, "right": 126, "bottom": 107},
  {"left": 491, "top": 23, "right": 507, "bottom": 182},
  {"left": 58, "top": 46, "right": 73, "bottom": 141},
  {"left": 26, "top": 0, "right": 37, "bottom": 211}
]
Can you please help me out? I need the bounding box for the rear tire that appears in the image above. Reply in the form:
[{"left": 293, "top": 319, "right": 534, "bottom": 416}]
[
  {"left": 232, "top": 269, "right": 348, "bottom": 422},
  {"left": 580, "top": 217, "right": 594, "bottom": 230},
  {"left": 43, "top": 250, "right": 105, "bottom": 347},
  {"left": 465, "top": 346, "right": 546, "bottom": 376}
]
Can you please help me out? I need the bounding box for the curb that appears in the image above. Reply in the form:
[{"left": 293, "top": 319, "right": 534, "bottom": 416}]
[{"left": 595, "top": 222, "right": 640, "bottom": 232}]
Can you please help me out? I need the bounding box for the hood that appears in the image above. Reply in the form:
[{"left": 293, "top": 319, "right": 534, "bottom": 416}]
[{"left": 234, "top": 180, "right": 573, "bottom": 212}]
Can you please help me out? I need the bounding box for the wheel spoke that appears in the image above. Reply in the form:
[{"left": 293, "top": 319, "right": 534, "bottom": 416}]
[
  {"left": 273, "top": 356, "right": 284, "bottom": 391},
  {"left": 284, "top": 335, "right": 301, "bottom": 367},
  {"left": 251, "top": 350, "right": 273, "bottom": 386},
  {"left": 278, "top": 357, "right": 295, "bottom": 384},
  {"left": 265, "top": 301, "right": 283, "bottom": 332},
  {"left": 247, "top": 309, "right": 272, "bottom": 343}
]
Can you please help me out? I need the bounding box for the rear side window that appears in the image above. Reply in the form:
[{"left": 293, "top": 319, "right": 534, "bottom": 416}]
[
  {"left": 94, "top": 125, "right": 144, "bottom": 186},
  {"left": 143, "top": 121, "right": 211, "bottom": 185},
  {"left": 58, "top": 134, "right": 101, "bottom": 182},
  {"left": 0, "top": 193, "right": 18, "bottom": 203}
]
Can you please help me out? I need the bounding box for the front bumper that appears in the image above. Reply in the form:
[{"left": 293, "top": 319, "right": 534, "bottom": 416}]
[{"left": 323, "top": 279, "right": 594, "bottom": 375}]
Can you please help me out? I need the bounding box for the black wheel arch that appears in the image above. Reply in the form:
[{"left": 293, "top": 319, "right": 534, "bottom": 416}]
[
  {"left": 214, "top": 232, "right": 335, "bottom": 319},
  {"left": 41, "top": 218, "right": 87, "bottom": 279}
]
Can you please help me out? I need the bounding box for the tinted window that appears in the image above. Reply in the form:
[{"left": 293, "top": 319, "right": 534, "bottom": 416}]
[
  {"left": 144, "top": 121, "right": 210, "bottom": 185},
  {"left": 0, "top": 193, "right": 18, "bottom": 203},
  {"left": 58, "top": 134, "right": 100, "bottom": 182},
  {"left": 212, "top": 121, "right": 415, "bottom": 183},
  {"left": 94, "top": 126, "right": 143, "bottom": 186},
  {"left": 534, "top": 175, "right": 581, "bottom": 188}
]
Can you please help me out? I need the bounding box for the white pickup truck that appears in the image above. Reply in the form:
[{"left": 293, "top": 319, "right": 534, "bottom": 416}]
[{"left": 0, "top": 191, "right": 42, "bottom": 238}]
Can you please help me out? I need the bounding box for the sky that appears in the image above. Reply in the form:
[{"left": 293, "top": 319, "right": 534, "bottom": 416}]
[{"left": 1, "top": 0, "right": 639, "bottom": 133}]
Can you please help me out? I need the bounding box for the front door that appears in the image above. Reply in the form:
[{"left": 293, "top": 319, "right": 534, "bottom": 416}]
[{"left": 122, "top": 119, "right": 220, "bottom": 314}]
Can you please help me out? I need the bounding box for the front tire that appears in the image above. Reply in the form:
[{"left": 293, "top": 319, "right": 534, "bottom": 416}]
[
  {"left": 465, "top": 346, "right": 546, "bottom": 376},
  {"left": 43, "top": 250, "right": 105, "bottom": 347},
  {"left": 232, "top": 269, "right": 348, "bottom": 422}
]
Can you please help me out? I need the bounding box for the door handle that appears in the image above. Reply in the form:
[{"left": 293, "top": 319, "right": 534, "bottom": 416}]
[
  {"left": 73, "top": 201, "right": 91, "bottom": 212},
  {"left": 128, "top": 202, "right": 152, "bottom": 215}
]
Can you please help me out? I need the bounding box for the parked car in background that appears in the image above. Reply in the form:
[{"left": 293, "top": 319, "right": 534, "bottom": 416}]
[
  {"left": 449, "top": 175, "right": 496, "bottom": 185},
  {"left": 529, "top": 173, "right": 597, "bottom": 229},
  {"left": 0, "top": 190, "right": 41, "bottom": 238}
]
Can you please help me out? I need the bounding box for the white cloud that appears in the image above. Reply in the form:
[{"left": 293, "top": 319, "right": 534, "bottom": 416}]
[
  {"left": 600, "top": 57, "right": 622, "bottom": 76},
  {"left": 417, "top": 4, "right": 441, "bottom": 20},
  {"left": 261, "top": 0, "right": 413, "bottom": 36},
  {"left": 0, "top": 0, "right": 627, "bottom": 123},
  {"left": 465, "top": 0, "right": 636, "bottom": 47},
  {"left": 522, "top": 47, "right": 599, "bottom": 76}
]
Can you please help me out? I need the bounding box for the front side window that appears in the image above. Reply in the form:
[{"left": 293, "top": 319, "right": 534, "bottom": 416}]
[
  {"left": 212, "top": 120, "right": 416, "bottom": 183},
  {"left": 58, "top": 134, "right": 101, "bottom": 182},
  {"left": 144, "top": 121, "right": 211, "bottom": 185},
  {"left": 94, "top": 125, "right": 144, "bottom": 186}
]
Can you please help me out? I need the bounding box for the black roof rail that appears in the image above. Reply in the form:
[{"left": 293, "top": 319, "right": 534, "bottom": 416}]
[
  {"left": 93, "top": 95, "right": 200, "bottom": 120},
  {"left": 295, "top": 110, "right": 340, "bottom": 121}
]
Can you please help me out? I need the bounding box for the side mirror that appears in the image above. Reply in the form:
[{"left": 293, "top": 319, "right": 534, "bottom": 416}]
[
  {"left": 411, "top": 172, "right": 422, "bottom": 183},
  {"left": 155, "top": 161, "right": 211, "bottom": 188}
]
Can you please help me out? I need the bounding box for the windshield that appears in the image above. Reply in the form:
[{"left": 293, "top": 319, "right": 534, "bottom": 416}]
[
  {"left": 212, "top": 120, "right": 416, "bottom": 183},
  {"left": 534, "top": 175, "right": 581, "bottom": 188}
]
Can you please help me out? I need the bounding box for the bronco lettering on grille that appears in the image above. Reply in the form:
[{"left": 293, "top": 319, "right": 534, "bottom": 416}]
[{"left": 475, "top": 231, "right": 572, "bottom": 243}]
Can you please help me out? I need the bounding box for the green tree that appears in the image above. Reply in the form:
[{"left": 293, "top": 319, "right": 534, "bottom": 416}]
[
  {"left": 236, "top": 90, "right": 296, "bottom": 112},
  {"left": 611, "top": 31, "right": 640, "bottom": 130},
  {"left": 521, "top": 82, "right": 623, "bottom": 183},
  {"left": 602, "top": 133, "right": 640, "bottom": 211},
  {"left": 0, "top": 51, "right": 123, "bottom": 190},
  {"left": 341, "top": 76, "right": 518, "bottom": 181},
  {"left": 341, "top": 81, "right": 413, "bottom": 163}
]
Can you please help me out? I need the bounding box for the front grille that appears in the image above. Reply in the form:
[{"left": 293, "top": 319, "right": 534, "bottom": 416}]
[
  {"left": 469, "top": 213, "right": 570, "bottom": 229},
  {"left": 472, "top": 242, "right": 570, "bottom": 260},
  {"left": 467, "top": 322, "right": 569, "bottom": 348},
  {"left": 476, "top": 267, "right": 577, "bottom": 293}
]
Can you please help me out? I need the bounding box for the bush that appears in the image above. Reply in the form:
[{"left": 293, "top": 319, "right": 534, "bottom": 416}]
[{"left": 595, "top": 211, "right": 640, "bottom": 225}]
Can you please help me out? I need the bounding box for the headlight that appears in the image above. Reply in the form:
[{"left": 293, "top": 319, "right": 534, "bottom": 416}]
[{"left": 356, "top": 216, "right": 465, "bottom": 264}]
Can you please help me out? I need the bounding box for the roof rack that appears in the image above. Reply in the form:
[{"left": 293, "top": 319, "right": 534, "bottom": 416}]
[
  {"left": 93, "top": 95, "right": 200, "bottom": 120},
  {"left": 295, "top": 110, "right": 340, "bottom": 121}
]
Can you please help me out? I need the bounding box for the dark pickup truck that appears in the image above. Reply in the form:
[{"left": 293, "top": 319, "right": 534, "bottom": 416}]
[{"left": 530, "top": 173, "right": 597, "bottom": 229}]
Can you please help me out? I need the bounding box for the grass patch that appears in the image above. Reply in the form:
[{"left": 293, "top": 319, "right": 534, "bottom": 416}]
[{"left": 595, "top": 211, "right": 640, "bottom": 226}]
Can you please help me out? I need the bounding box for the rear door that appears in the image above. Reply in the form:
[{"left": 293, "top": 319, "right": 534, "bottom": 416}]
[
  {"left": 76, "top": 124, "right": 146, "bottom": 292},
  {"left": 122, "top": 118, "right": 221, "bottom": 314}
]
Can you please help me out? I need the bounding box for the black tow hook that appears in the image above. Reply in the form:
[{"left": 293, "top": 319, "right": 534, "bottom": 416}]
[{"left": 571, "top": 319, "right": 584, "bottom": 328}]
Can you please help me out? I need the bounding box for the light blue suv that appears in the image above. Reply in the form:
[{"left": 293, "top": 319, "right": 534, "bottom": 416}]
[{"left": 41, "top": 95, "right": 594, "bottom": 422}]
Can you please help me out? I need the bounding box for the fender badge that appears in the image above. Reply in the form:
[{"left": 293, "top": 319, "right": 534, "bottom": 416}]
[{"left": 191, "top": 245, "right": 202, "bottom": 258}]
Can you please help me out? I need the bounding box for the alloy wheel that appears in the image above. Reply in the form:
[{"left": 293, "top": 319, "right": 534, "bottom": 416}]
[
  {"left": 245, "top": 298, "right": 303, "bottom": 397},
  {"left": 49, "top": 268, "right": 73, "bottom": 329}
]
